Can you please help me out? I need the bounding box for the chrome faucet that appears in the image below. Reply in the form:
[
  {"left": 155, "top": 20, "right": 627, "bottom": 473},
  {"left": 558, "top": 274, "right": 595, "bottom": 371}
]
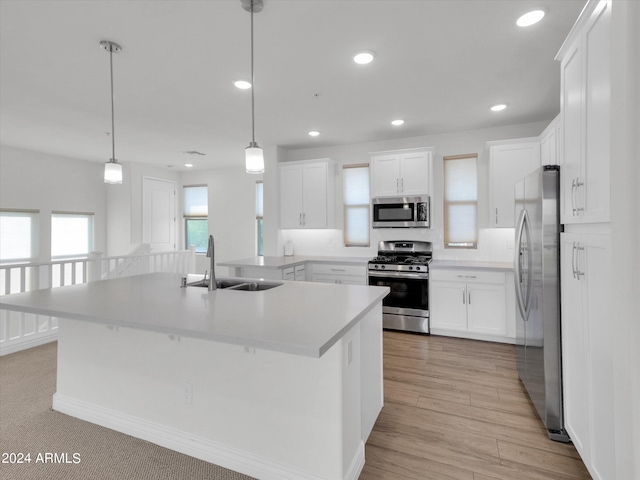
[{"left": 206, "top": 235, "right": 217, "bottom": 290}]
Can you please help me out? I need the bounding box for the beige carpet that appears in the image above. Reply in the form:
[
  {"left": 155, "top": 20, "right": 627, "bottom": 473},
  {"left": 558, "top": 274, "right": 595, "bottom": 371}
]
[{"left": 0, "top": 342, "right": 255, "bottom": 480}]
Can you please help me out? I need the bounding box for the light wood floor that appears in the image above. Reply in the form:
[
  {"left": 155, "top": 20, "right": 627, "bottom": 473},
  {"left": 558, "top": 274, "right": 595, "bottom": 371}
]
[{"left": 359, "top": 331, "right": 591, "bottom": 480}]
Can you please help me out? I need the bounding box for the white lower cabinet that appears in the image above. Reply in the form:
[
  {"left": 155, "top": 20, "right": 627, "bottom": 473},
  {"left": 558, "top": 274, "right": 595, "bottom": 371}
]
[
  {"left": 561, "top": 231, "right": 615, "bottom": 480},
  {"left": 430, "top": 269, "right": 509, "bottom": 342},
  {"left": 238, "top": 265, "right": 306, "bottom": 281},
  {"left": 309, "top": 263, "right": 366, "bottom": 285}
]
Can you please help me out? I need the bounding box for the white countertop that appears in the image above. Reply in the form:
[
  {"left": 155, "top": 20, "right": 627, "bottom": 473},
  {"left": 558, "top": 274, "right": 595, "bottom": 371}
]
[
  {"left": 218, "top": 255, "right": 371, "bottom": 269},
  {"left": 0, "top": 273, "right": 388, "bottom": 358},
  {"left": 430, "top": 260, "right": 513, "bottom": 271}
]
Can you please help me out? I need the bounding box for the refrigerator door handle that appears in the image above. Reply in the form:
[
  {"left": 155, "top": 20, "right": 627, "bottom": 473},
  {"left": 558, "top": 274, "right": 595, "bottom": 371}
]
[
  {"left": 514, "top": 209, "right": 533, "bottom": 321},
  {"left": 522, "top": 210, "right": 534, "bottom": 321},
  {"left": 514, "top": 210, "right": 527, "bottom": 320}
]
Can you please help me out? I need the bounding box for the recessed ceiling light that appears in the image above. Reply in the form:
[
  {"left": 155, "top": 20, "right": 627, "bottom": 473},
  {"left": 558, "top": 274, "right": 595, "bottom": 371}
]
[
  {"left": 353, "top": 51, "right": 375, "bottom": 65},
  {"left": 185, "top": 163, "right": 194, "bottom": 167},
  {"left": 391, "top": 119, "right": 405, "bottom": 126},
  {"left": 308, "top": 130, "right": 320, "bottom": 137},
  {"left": 491, "top": 103, "right": 508, "bottom": 112},
  {"left": 234, "top": 80, "right": 251, "bottom": 89},
  {"left": 516, "top": 10, "right": 545, "bottom": 27}
]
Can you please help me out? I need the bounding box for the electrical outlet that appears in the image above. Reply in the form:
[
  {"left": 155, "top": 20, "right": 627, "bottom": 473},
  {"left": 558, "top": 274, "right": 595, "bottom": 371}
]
[
  {"left": 182, "top": 382, "right": 193, "bottom": 404},
  {"left": 347, "top": 340, "right": 353, "bottom": 366}
]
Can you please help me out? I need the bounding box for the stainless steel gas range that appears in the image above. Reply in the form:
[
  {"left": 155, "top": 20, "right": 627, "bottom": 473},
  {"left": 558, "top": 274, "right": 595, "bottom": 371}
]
[{"left": 367, "top": 241, "right": 432, "bottom": 334}]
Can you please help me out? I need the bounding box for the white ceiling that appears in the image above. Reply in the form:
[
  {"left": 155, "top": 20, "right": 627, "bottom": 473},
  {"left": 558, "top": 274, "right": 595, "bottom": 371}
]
[{"left": 0, "top": 0, "right": 586, "bottom": 171}]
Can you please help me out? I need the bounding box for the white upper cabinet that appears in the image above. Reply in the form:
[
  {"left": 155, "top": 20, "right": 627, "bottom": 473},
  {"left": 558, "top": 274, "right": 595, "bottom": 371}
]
[
  {"left": 370, "top": 149, "right": 433, "bottom": 198},
  {"left": 279, "top": 159, "right": 336, "bottom": 229},
  {"left": 557, "top": 0, "right": 611, "bottom": 225},
  {"left": 487, "top": 138, "right": 541, "bottom": 228},
  {"left": 540, "top": 114, "right": 561, "bottom": 167}
]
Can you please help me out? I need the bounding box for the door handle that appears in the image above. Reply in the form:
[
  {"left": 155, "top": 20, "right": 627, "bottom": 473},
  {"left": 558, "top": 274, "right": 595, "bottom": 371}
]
[
  {"left": 571, "top": 178, "right": 577, "bottom": 216},
  {"left": 571, "top": 242, "right": 577, "bottom": 279},
  {"left": 462, "top": 288, "right": 466, "bottom": 304},
  {"left": 575, "top": 243, "right": 585, "bottom": 279},
  {"left": 495, "top": 208, "right": 498, "bottom": 225},
  {"left": 468, "top": 290, "right": 471, "bottom": 304},
  {"left": 575, "top": 178, "right": 584, "bottom": 214}
]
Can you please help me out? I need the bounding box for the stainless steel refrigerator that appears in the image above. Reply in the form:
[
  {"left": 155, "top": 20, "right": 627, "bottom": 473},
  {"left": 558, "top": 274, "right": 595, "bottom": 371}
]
[{"left": 514, "top": 165, "right": 569, "bottom": 442}]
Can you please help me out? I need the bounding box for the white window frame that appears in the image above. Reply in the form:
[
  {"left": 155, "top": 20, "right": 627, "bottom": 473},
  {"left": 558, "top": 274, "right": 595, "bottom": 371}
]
[
  {"left": 343, "top": 164, "right": 370, "bottom": 247},
  {"left": 256, "top": 181, "right": 264, "bottom": 256},
  {"left": 443, "top": 154, "right": 478, "bottom": 249},
  {"left": 183, "top": 184, "right": 209, "bottom": 254},
  {"left": 0, "top": 209, "right": 39, "bottom": 264},
  {"left": 51, "top": 211, "right": 94, "bottom": 259}
]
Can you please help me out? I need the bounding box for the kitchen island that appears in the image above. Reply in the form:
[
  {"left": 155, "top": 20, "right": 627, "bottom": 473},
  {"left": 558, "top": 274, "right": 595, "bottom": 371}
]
[{"left": 0, "top": 273, "right": 389, "bottom": 480}]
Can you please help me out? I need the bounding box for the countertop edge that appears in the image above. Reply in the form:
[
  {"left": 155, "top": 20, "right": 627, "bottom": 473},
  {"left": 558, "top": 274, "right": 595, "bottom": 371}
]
[{"left": 430, "top": 260, "right": 513, "bottom": 271}]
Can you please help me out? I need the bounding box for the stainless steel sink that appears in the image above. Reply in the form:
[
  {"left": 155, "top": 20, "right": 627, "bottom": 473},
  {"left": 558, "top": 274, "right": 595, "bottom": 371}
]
[{"left": 187, "top": 277, "right": 282, "bottom": 291}]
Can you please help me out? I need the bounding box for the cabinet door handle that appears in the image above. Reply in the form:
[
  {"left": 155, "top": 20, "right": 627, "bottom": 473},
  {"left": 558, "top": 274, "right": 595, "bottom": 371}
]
[
  {"left": 575, "top": 243, "right": 585, "bottom": 279},
  {"left": 571, "top": 179, "right": 577, "bottom": 216},
  {"left": 571, "top": 242, "right": 577, "bottom": 279},
  {"left": 303, "top": 212, "right": 306, "bottom": 226},
  {"left": 495, "top": 208, "right": 498, "bottom": 224},
  {"left": 400, "top": 178, "right": 404, "bottom": 193},
  {"left": 468, "top": 291, "right": 471, "bottom": 304},
  {"left": 462, "top": 289, "right": 466, "bottom": 304},
  {"left": 396, "top": 178, "right": 400, "bottom": 194},
  {"left": 330, "top": 268, "right": 346, "bottom": 272},
  {"left": 299, "top": 213, "right": 303, "bottom": 226},
  {"left": 575, "top": 178, "right": 584, "bottom": 214}
]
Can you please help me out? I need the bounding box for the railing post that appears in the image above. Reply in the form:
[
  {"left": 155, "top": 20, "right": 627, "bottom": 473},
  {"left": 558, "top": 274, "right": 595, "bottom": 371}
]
[
  {"left": 89, "top": 251, "right": 103, "bottom": 282},
  {"left": 188, "top": 245, "right": 196, "bottom": 274}
]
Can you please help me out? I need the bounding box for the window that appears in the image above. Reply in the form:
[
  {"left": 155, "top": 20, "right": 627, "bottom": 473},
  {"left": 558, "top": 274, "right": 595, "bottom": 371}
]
[
  {"left": 0, "top": 209, "right": 38, "bottom": 263},
  {"left": 51, "top": 212, "right": 94, "bottom": 258},
  {"left": 443, "top": 154, "right": 478, "bottom": 248},
  {"left": 343, "top": 164, "right": 370, "bottom": 247},
  {"left": 183, "top": 185, "right": 208, "bottom": 253},
  {"left": 256, "top": 181, "right": 263, "bottom": 256}
]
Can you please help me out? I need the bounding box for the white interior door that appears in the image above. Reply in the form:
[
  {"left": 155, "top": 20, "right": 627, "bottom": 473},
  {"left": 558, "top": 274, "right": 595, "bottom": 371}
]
[{"left": 143, "top": 177, "right": 176, "bottom": 252}]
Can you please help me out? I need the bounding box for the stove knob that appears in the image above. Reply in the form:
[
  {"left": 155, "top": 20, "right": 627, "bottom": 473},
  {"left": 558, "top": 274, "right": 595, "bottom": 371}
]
[
  {"left": 416, "top": 266, "right": 421, "bottom": 271},
  {"left": 381, "top": 265, "right": 385, "bottom": 270},
  {"left": 408, "top": 266, "right": 413, "bottom": 270}
]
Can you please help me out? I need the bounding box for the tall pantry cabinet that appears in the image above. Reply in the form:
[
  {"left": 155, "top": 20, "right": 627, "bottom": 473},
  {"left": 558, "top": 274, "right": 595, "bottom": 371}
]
[{"left": 556, "top": 2, "right": 614, "bottom": 479}]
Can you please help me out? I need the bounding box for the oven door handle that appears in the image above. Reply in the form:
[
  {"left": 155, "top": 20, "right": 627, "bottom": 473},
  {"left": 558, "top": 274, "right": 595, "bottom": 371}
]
[{"left": 368, "top": 270, "right": 429, "bottom": 280}]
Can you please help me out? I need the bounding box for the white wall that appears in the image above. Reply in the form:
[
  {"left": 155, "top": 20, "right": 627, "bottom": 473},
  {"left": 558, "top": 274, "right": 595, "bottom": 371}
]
[
  {"left": 0, "top": 145, "right": 107, "bottom": 261},
  {"left": 278, "top": 120, "right": 548, "bottom": 260},
  {"left": 106, "top": 162, "right": 181, "bottom": 256},
  {"left": 180, "top": 165, "right": 263, "bottom": 275}
]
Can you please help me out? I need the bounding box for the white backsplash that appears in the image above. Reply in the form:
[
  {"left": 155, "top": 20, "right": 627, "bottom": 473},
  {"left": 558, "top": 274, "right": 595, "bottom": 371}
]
[{"left": 279, "top": 227, "right": 515, "bottom": 263}]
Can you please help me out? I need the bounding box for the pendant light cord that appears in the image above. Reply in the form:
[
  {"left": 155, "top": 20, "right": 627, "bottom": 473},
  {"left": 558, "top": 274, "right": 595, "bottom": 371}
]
[
  {"left": 250, "top": 2, "right": 255, "bottom": 145},
  {"left": 109, "top": 45, "right": 116, "bottom": 160}
]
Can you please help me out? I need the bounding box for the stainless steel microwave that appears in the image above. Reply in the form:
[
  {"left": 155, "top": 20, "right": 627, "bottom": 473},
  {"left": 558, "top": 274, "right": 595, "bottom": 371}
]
[{"left": 372, "top": 196, "right": 430, "bottom": 228}]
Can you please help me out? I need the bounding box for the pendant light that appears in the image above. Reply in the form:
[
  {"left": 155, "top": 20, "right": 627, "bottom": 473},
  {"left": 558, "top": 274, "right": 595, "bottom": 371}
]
[
  {"left": 100, "top": 40, "right": 123, "bottom": 184},
  {"left": 242, "top": 0, "right": 264, "bottom": 174}
]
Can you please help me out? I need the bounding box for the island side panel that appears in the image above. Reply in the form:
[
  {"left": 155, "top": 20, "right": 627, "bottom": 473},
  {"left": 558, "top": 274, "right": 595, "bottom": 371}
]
[
  {"left": 360, "top": 303, "right": 384, "bottom": 441},
  {"left": 53, "top": 317, "right": 365, "bottom": 480}
]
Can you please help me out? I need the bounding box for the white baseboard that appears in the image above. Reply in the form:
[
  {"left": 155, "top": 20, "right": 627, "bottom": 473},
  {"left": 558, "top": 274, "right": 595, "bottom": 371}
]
[
  {"left": 430, "top": 328, "right": 516, "bottom": 344},
  {"left": 53, "top": 393, "right": 365, "bottom": 480},
  {"left": 0, "top": 332, "right": 58, "bottom": 356}
]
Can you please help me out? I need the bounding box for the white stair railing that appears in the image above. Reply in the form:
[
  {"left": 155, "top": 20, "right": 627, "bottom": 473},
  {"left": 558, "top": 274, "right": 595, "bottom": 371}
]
[{"left": 0, "top": 246, "right": 196, "bottom": 356}]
